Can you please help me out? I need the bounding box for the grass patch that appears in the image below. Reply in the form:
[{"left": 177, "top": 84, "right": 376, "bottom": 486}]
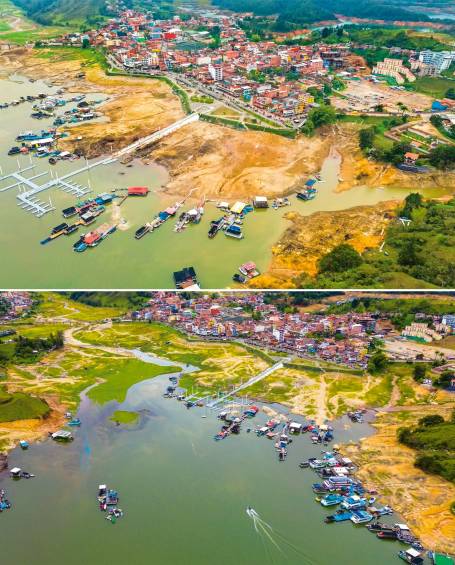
[
  {"left": 109, "top": 410, "right": 139, "bottom": 425},
  {"left": 365, "top": 374, "right": 393, "bottom": 406},
  {"left": 0, "top": 387, "right": 49, "bottom": 422},
  {"left": 36, "top": 292, "right": 123, "bottom": 322},
  {"left": 411, "top": 76, "right": 455, "bottom": 99},
  {"left": 79, "top": 357, "right": 178, "bottom": 405}
]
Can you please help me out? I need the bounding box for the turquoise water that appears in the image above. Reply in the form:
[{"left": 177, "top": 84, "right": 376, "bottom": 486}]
[
  {"left": 0, "top": 367, "right": 413, "bottom": 565},
  {"left": 0, "top": 75, "right": 449, "bottom": 289}
]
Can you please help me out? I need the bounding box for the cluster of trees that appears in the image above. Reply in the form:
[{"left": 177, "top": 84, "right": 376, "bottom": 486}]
[
  {"left": 11, "top": 0, "right": 106, "bottom": 25},
  {"left": 301, "top": 197, "right": 455, "bottom": 289},
  {"left": 398, "top": 410, "right": 455, "bottom": 483},
  {"left": 68, "top": 292, "right": 150, "bottom": 309},
  {"left": 0, "top": 331, "right": 64, "bottom": 366},
  {"left": 301, "top": 105, "right": 337, "bottom": 135},
  {"left": 212, "top": 0, "right": 427, "bottom": 29},
  {"left": 0, "top": 297, "right": 10, "bottom": 317}
]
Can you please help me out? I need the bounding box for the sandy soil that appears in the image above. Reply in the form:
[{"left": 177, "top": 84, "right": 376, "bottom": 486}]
[
  {"left": 335, "top": 123, "right": 455, "bottom": 193},
  {"left": 342, "top": 400, "right": 455, "bottom": 555},
  {"left": 333, "top": 79, "right": 432, "bottom": 113},
  {"left": 150, "top": 121, "right": 331, "bottom": 199},
  {"left": 250, "top": 200, "right": 396, "bottom": 288}
]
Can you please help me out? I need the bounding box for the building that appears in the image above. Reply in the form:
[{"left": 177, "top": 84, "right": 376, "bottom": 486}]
[
  {"left": 418, "top": 50, "right": 455, "bottom": 73},
  {"left": 208, "top": 63, "right": 223, "bottom": 81},
  {"left": 372, "top": 58, "right": 415, "bottom": 84}
]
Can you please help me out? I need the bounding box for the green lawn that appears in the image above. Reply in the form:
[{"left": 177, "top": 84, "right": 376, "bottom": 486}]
[
  {"left": 411, "top": 76, "right": 455, "bottom": 99},
  {"left": 0, "top": 387, "right": 50, "bottom": 422},
  {"left": 109, "top": 410, "right": 140, "bottom": 425},
  {"left": 82, "top": 357, "right": 178, "bottom": 404}
]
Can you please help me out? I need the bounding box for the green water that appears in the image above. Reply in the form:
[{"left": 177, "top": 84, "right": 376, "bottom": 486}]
[
  {"left": 0, "top": 75, "right": 449, "bottom": 289},
  {"left": 0, "top": 352, "right": 414, "bottom": 565}
]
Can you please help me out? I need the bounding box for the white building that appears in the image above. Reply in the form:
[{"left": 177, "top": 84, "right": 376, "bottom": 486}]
[
  {"left": 418, "top": 50, "right": 455, "bottom": 73},
  {"left": 208, "top": 63, "right": 223, "bottom": 81}
]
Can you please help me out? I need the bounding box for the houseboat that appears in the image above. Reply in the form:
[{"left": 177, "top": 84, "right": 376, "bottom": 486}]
[
  {"left": 135, "top": 225, "right": 150, "bottom": 239},
  {"left": 350, "top": 510, "right": 373, "bottom": 524},
  {"left": 319, "top": 493, "right": 344, "bottom": 507},
  {"left": 239, "top": 262, "right": 260, "bottom": 279},
  {"left": 398, "top": 548, "right": 424, "bottom": 565},
  {"left": 225, "top": 224, "right": 244, "bottom": 239}
]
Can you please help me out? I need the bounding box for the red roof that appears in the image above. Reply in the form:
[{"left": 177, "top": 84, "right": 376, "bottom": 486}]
[{"left": 128, "top": 186, "right": 149, "bottom": 196}]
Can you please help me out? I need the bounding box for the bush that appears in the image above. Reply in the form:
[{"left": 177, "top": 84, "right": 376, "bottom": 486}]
[{"left": 318, "top": 244, "right": 363, "bottom": 273}]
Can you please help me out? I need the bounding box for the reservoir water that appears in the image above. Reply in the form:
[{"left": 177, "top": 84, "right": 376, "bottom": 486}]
[
  {"left": 0, "top": 75, "right": 449, "bottom": 289},
  {"left": 0, "top": 356, "right": 415, "bottom": 565}
]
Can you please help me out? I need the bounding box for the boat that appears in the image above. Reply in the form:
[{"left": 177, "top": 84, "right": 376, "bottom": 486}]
[
  {"left": 7, "top": 146, "right": 21, "bottom": 155},
  {"left": 350, "top": 510, "right": 373, "bottom": 524},
  {"left": 325, "top": 511, "right": 353, "bottom": 523},
  {"left": 135, "top": 225, "right": 150, "bottom": 240},
  {"left": 19, "top": 440, "right": 29, "bottom": 449},
  {"left": 225, "top": 225, "right": 244, "bottom": 239},
  {"left": 68, "top": 418, "right": 81, "bottom": 426},
  {"left": 367, "top": 522, "right": 394, "bottom": 533},
  {"left": 232, "top": 273, "right": 246, "bottom": 284},
  {"left": 377, "top": 530, "right": 398, "bottom": 540},
  {"left": 320, "top": 493, "right": 343, "bottom": 507},
  {"left": 398, "top": 548, "right": 424, "bottom": 564},
  {"left": 239, "top": 262, "right": 260, "bottom": 278},
  {"left": 208, "top": 217, "right": 225, "bottom": 238},
  {"left": 65, "top": 224, "right": 79, "bottom": 235},
  {"left": 297, "top": 188, "right": 317, "bottom": 201},
  {"left": 341, "top": 496, "right": 367, "bottom": 510},
  {"left": 173, "top": 267, "right": 200, "bottom": 290}
]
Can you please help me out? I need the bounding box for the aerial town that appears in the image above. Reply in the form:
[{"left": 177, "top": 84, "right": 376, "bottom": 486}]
[{"left": 40, "top": 9, "right": 455, "bottom": 132}]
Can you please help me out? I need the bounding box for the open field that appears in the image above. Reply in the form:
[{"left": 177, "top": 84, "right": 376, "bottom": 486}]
[{"left": 332, "top": 78, "right": 434, "bottom": 114}]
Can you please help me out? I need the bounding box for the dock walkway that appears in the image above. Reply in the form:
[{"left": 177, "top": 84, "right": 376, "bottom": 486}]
[{"left": 207, "top": 359, "right": 289, "bottom": 409}]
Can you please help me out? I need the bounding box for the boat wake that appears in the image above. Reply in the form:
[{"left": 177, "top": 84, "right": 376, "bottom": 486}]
[{"left": 246, "top": 507, "right": 315, "bottom": 564}]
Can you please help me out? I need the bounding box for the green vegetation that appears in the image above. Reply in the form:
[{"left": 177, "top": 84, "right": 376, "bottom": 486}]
[
  {"left": 412, "top": 76, "right": 455, "bottom": 99},
  {"left": 199, "top": 113, "right": 296, "bottom": 138},
  {"left": 0, "top": 387, "right": 50, "bottom": 422},
  {"left": 301, "top": 197, "right": 455, "bottom": 289},
  {"left": 190, "top": 94, "right": 214, "bottom": 104},
  {"left": 83, "top": 358, "right": 177, "bottom": 404},
  {"left": 212, "top": 0, "right": 429, "bottom": 29},
  {"left": 109, "top": 410, "right": 140, "bottom": 425},
  {"left": 398, "top": 410, "right": 455, "bottom": 483},
  {"left": 318, "top": 244, "right": 363, "bottom": 273},
  {"left": 0, "top": 330, "right": 64, "bottom": 365},
  {"left": 301, "top": 104, "right": 337, "bottom": 136},
  {"left": 10, "top": 0, "right": 108, "bottom": 26},
  {"left": 35, "top": 292, "right": 124, "bottom": 321},
  {"left": 68, "top": 291, "right": 151, "bottom": 310}
]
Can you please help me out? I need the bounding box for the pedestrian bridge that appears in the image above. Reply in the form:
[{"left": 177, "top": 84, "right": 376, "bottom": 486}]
[
  {"left": 115, "top": 113, "right": 199, "bottom": 158},
  {"left": 206, "top": 359, "right": 289, "bottom": 409},
  {"left": 0, "top": 113, "right": 199, "bottom": 217}
]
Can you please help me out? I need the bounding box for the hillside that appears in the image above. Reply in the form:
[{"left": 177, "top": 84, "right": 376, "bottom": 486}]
[
  {"left": 212, "top": 0, "right": 431, "bottom": 29},
  {"left": 10, "top": 0, "right": 107, "bottom": 25}
]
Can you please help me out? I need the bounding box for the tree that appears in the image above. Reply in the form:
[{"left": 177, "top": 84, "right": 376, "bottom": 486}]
[
  {"left": 398, "top": 238, "right": 420, "bottom": 267},
  {"left": 368, "top": 350, "right": 388, "bottom": 373},
  {"left": 373, "top": 104, "right": 384, "bottom": 112},
  {"left": 318, "top": 244, "right": 363, "bottom": 273},
  {"left": 430, "top": 114, "right": 443, "bottom": 129},
  {"left": 418, "top": 414, "right": 444, "bottom": 427},
  {"left": 359, "top": 127, "right": 375, "bottom": 150},
  {"left": 429, "top": 144, "right": 455, "bottom": 170},
  {"left": 413, "top": 364, "right": 426, "bottom": 382},
  {"left": 82, "top": 37, "right": 90, "bottom": 49},
  {"left": 307, "top": 104, "right": 337, "bottom": 129},
  {"left": 445, "top": 88, "right": 455, "bottom": 100},
  {"left": 401, "top": 192, "right": 423, "bottom": 218}
]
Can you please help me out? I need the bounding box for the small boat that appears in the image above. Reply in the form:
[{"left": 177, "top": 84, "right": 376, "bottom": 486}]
[
  {"left": 325, "top": 511, "right": 353, "bottom": 523},
  {"left": 398, "top": 548, "right": 424, "bottom": 564},
  {"left": 225, "top": 225, "right": 244, "bottom": 239},
  {"left": 68, "top": 418, "right": 81, "bottom": 426},
  {"left": 135, "top": 225, "right": 150, "bottom": 240},
  {"left": 232, "top": 273, "right": 246, "bottom": 284},
  {"left": 377, "top": 530, "right": 398, "bottom": 540},
  {"left": 320, "top": 493, "right": 343, "bottom": 507},
  {"left": 350, "top": 510, "right": 373, "bottom": 524},
  {"left": 19, "top": 440, "right": 29, "bottom": 449}
]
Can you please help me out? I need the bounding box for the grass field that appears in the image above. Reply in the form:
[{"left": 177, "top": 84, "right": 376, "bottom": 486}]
[
  {"left": 0, "top": 387, "right": 50, "bottom": 422},
  {"left": 412, "top": 76, "right": 455, "bottom": 99},
  {"left": 36, "top": 292, "right": 124, "bottom": 322},
  {"left": 109, "top": 410, "right": 139, "bottom": 424}
]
